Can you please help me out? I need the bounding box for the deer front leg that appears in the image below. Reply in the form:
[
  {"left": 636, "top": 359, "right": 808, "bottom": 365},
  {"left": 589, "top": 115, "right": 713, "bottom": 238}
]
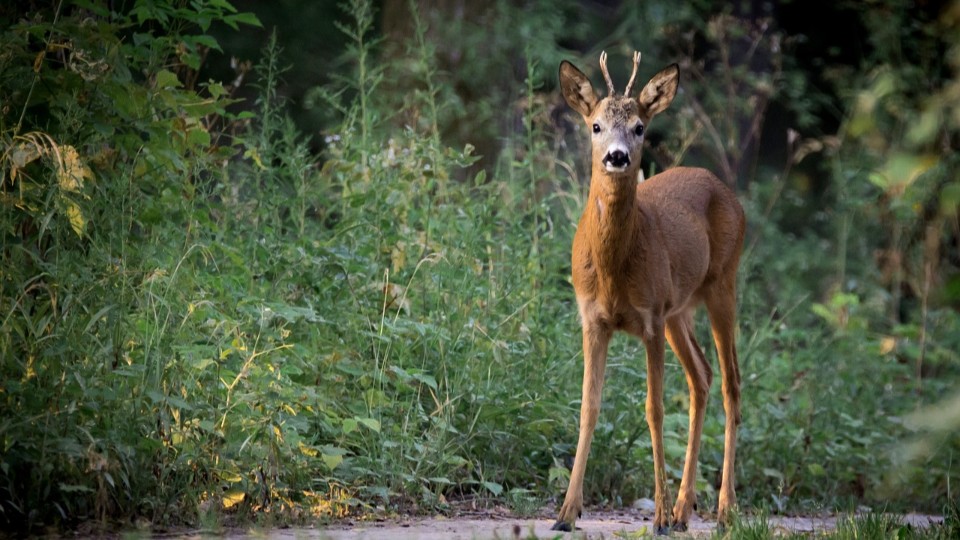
[
  {"left": 644, "top": 325, "right": 671, "bottom": 535},
  {"left": 552, "top": 320, "right": 611, "bottom": 532}
]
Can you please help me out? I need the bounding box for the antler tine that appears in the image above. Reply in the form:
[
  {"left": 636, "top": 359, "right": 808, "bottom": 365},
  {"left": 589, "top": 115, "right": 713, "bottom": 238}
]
[
  {"left": 623, "top": 51, "right": 642, "bottom": 96},
  {"left": 599, "top": 51, "right": 616, "bottom": 96}
]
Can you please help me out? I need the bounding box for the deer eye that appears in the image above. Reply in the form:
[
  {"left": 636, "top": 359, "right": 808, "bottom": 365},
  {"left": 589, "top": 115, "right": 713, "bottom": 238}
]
[
  {"left": 592, "top": 123, "right": 601, "bottom": 133},
  {"left": 634, "top": 124, "right": 645, "bottom": 136}
]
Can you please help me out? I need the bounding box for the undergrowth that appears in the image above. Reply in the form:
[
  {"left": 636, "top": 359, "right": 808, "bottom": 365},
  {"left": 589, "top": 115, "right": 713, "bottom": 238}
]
[
  {"left": 0, "top": 0, "right": 958, "bottom": 534},
  {"left": 714, "top": 505, "right": 960, "bottom": 539}
]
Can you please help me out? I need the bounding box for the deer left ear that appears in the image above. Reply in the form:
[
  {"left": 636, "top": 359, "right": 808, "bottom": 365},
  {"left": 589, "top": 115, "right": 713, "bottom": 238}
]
[
  {"left": 559, "top": 60, "right": 599, "bottom": 118},
  {"left": 637, "top": 64, "right": 679, "bottom": 118}
]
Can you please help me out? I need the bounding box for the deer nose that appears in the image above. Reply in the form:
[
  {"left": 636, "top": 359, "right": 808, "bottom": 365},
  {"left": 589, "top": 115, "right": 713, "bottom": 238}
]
[{"left": 603, "top": 149, "right": 630, "bottom": 169}]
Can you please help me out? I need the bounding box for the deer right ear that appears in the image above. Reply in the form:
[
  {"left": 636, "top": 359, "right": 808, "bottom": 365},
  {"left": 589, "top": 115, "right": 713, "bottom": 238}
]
[
  {"left": 637, "top": 64, "right": 679, "bottom": 119},
  {"left": 559, "top": 61, "right": 598, "bottom": 118}
]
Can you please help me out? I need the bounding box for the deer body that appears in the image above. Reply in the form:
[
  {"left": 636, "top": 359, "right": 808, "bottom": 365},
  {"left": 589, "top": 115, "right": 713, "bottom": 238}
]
[
  {"left": 554, "top": 52, "right": 745, "bottom": 534},
  {"left": 575, "top": 168, "right": 738, "bottom": 332}
]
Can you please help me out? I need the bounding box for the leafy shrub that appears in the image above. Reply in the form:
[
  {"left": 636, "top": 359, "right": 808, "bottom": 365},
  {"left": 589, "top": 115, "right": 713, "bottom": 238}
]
[{"left": 0, "top": 0, "right": 260, "bottom": 531}]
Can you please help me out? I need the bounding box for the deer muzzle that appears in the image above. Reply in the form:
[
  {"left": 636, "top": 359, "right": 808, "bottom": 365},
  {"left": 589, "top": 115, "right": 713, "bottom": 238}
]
[{"left": 603, "top": 148, "right": 631, "bottom": 172}]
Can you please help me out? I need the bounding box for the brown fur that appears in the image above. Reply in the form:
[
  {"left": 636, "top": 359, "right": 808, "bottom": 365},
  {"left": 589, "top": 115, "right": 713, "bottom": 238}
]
[{"left": 553, "top": 54, "right": 745, "bottom": 534}]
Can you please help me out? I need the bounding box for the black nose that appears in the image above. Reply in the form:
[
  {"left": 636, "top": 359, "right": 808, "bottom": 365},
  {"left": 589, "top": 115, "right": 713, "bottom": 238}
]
[{"left": 603, "top": 150, "right": 630, "bottom": 168}]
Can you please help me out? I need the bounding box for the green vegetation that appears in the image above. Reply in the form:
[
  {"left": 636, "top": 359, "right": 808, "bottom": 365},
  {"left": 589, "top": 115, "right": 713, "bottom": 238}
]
[
  {"left": 1, "top": 0, "right": 958, "bottom": 534},
  {"left": 713, "top": 504, "right": 960, "bottom": 540}
]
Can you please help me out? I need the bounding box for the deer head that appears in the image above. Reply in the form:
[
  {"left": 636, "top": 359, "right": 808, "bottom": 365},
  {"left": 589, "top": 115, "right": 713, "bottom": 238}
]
[{"left": 559, "top": 51, "right": 679, "bottom": 177}]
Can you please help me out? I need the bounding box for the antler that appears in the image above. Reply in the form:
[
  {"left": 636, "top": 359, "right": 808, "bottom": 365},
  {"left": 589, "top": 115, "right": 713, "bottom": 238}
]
[
  {"left": 598, "top": 51, "right": 616, "bottom": 96},
  {"left": 623, "top": 51, "right": 642, "bottom": 96}
]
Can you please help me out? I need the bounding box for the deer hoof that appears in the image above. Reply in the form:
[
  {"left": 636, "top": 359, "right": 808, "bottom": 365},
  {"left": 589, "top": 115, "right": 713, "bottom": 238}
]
[
  {"left": 655, "top": 524, "right": 671, "bottom": 536},
  {"left": 672, "top": 521, "right": 688, "bottom": 532},
  {"left": 551, "top": 520, "right": 573, "bottom": 532}
]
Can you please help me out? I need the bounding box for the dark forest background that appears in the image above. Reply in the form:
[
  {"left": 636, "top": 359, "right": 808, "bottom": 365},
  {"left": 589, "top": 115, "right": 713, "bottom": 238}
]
[{"left": 1, "top": 0, "right": 958, "bottom": 533}]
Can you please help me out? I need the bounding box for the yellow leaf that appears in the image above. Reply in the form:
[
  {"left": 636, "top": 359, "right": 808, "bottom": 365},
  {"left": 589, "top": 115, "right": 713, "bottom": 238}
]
[
  {"left": 222, "top": 490, "right": 245, "bottom": 509},
  {"left": 57, "top": 145, "right": 94, "bottom": 192},
  {"left": 66, "top": 201, "right": 85, "bottom": 237},
  {"left": 879, "top": 336, "right": 896, "bottom": 355},
  {"left": 22, "top": 356, "right": 36, "bottom": 382},
  {"left": 244, "top": 147, "right": 267, "bottom": 171}
]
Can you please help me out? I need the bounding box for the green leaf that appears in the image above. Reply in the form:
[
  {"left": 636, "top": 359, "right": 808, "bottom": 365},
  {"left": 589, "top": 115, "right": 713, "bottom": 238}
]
[
  {"left": 188, "top": 357, "right": 215, "bottom": 370},
  {"left": 810, "top": 303, "right": 836, "bottom": 326},
  {"left": 186, "top": 127, "right": 211, "bottom": 147},
  {"left": 356, "top": 417, "right": 380, "bottom": 433},
  {"left": 444, "top": 455, "right": 469, "bottom": 467},
  {"left": 762, "top": 467, "right": 784, "bottom": 480},
  {"left": 189, "top": 34, "right": 222, "bottom": 52},
  {"left": 225, "top": 12, "right": 262, "bottom": 29},
  {"left": 206, "top": 81, "right": 226, "bottom": 99},
  {"left": 322, "top": 451, "right": 345, "bottom": 470},
  {"left": 906, "top": 107, "right": 941, "bottom": 146},
  {"left": 155, "top": 69, "right": 181, "bottom": 89},
  {"left": 264, "top": 303, "right": 321, "bottom": 323},
  {"left": 388, "top": 365, "right": 411, "bottom": 381},
  {"left": 58, "top": 483, "right": 94, "bottom": 493},
  {"left": 412, "top": 372, "right": 438, "bottom": 390},
  {"left": 940, "top": 182, "right": 960, "bottom": 217},
  {"left": 83, "top": 305, "right": 114, "bottom": 333},
  {"left": 208, "top": 0, "right": 238, "bottom": 12},
  {"left": 549, "top": 466, "right": 570, "bottom": 484},
  {"left": 166, "top": 395, "right": 193, "bottom": 410},
  {"left": 482, "top": 481, "right": 503, "bottom": 496},
  {"left": 181, "top": 51, "right": 202, "bottom": 70}
]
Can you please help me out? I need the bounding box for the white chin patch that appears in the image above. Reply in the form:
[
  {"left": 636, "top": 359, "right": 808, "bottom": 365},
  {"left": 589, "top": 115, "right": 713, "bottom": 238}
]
[{"left": 605, "top": 164, "right": 628, "bottom": 173}]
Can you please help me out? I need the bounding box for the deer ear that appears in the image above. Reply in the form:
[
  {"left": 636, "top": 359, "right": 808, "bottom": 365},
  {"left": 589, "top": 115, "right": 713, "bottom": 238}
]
[
  {"left": 637, "top": 64, "right": 679, "bottom": 118},
  {"left": 559, "top": 60, "right": 598, "bottom": 118}
]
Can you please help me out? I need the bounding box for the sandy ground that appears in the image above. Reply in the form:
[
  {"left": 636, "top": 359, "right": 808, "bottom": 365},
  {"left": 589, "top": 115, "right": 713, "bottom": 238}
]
[{"left": 186, "top": 511, "right": 942, "bottom": 539}]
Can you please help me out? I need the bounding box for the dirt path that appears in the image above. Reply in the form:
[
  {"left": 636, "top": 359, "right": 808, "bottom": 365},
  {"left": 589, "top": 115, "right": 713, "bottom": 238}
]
[{"left": 197, "top": 511, "right": 941, "bottom": 539}]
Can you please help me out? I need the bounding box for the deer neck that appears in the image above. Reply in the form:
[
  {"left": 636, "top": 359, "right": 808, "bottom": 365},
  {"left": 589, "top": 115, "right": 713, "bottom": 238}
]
[{"left": 586, "top": 169, "right": 641, "bottom": 265}]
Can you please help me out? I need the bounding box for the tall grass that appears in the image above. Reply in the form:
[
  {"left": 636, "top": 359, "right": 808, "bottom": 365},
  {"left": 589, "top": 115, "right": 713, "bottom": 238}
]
[{"left": 716, "top": 511, "right": 956, "bottom": 540}]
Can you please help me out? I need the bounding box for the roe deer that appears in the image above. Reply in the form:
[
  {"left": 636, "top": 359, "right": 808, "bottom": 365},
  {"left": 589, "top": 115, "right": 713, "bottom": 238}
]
[{"left": 552, "top": 51, "right": 745, "bottom": 534}]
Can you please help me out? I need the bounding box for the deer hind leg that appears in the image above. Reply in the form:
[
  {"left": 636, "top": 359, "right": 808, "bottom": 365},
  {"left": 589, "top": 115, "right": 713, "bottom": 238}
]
[
  {"left": 664, "top": 310, "right": 713, "bottom": 531},
  {"left": 552, "top": 319, "right": 612, "bottom": 531},
  {"left": 705, "top": 280, "right": 741, "bottom": 526}
]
